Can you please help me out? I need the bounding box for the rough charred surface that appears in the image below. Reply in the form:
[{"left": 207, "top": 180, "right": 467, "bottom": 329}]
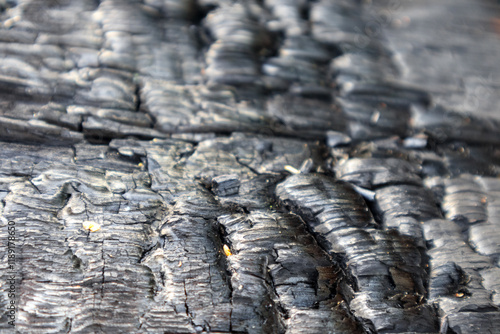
[
  {"left": 276, "top": 174, "right": 438, "bottom": 333},
  {"left": 423, "top": 219, "right": 500, "bottom": 333},
  {"left": 0, "top": 141, "right": 163, "bottom": 333},
  {"left": 1, "top": 0, "right": 500, "bottom": 333},
  {"left": 220, "top": 211, "right": 363, "bottom": 334}
]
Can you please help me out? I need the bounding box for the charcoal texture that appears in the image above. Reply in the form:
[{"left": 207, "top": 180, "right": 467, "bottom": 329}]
[
  {"left": 276, "top": 174, "right": 438, "bottom": 333},
  {"left": 1, "top": 0, "right": 500, "bottom": 333}
]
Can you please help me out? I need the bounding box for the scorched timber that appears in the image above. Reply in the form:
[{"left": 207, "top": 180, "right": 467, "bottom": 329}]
[{"left": 1, "top": 0, "right": 500, "bottom": 333}]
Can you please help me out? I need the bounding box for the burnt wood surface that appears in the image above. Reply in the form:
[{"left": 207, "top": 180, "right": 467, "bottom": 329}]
[{"left": 1, "top": 0, "right": 500, "bottom": 333}]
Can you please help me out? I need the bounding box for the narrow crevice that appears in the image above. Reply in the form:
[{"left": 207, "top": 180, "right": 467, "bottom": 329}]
[
  {"left": 234, "top": 156, "right": 261, "bottom": 175},
  {"left": 272, "top": 198, "right": 367, "bottom": 331},
  {"left": 134, "top": 83, "right": 142, "bottom": 114},
  {"left": 182, "top": 280, "right": 198, "bottom": 331},
  {"left": 212, "top": 219, "right": 235, "bottom": 292},
  {"left": 137, "top": 243, "right": 158, "bottom": 265},
  {"left": 100, "top": 242, "right": 106, "bottom": 299}
]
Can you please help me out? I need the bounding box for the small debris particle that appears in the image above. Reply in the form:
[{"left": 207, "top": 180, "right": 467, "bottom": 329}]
[
  {"left": 284, "top": 165, "right": 300, "bottom": 174},
  {"left": 326, "top": 130, "right": 351, "bottom": 147},
  {"left": 212, "top": 174, "right": 240, "bottom": 196},
  {"left": 223, "top": 244, "right": 232, "bottom": 257},
  {"left": 370, "top": 111, "right": 380, "bottom": 123},
  {"left": 352, "top": 184, "right": 376, "bottom": 201},
  {"left": 299, "top": 158, "right": 314, "bottom": 174},
  {"left": 403, "top": 134, "right": 428, "bottom": 148},
  {"left": 82, "top": 221, "right": 101, "bottom": 232},
  {"left": 178, "top": 261, "right": 182, "bottom": 267}
]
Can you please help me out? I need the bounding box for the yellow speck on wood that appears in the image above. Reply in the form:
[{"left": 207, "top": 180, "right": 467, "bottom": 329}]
[
  {"left": 223, "top": 244, "right": 232, "bottom": 257},
  {"left": 284, "top": 165, "right": 300, "bottom": 174},
  {"left": 82, "top": 221, "right": 101, "bottom": 232}
]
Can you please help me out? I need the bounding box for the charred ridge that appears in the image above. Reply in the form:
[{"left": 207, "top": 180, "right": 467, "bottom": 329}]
[
  {"left": 275, "top": 173, "right": 439, "bottom": 333},
  {"left": 218, "top": 211, "right": 364, "bottom": 334}
]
